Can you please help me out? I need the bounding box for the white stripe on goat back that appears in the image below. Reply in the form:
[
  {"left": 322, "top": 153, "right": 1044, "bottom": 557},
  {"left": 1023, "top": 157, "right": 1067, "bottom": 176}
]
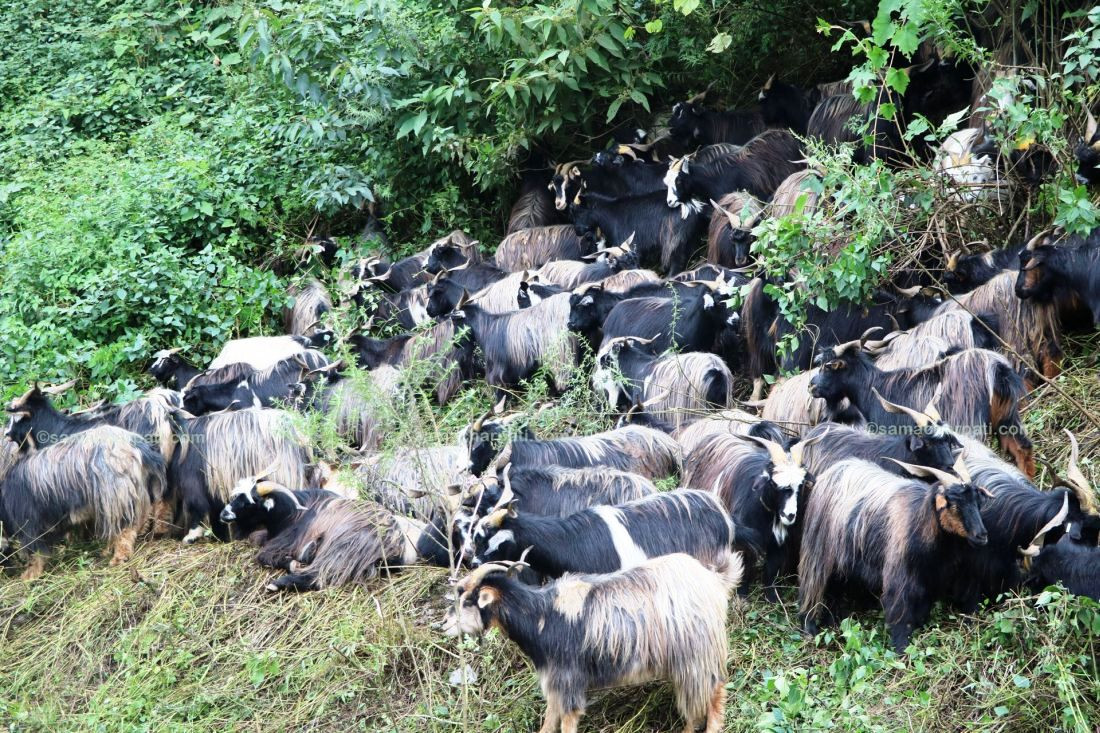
[{"left": 592, "top": 506, "right": 648, "bottom": 569}]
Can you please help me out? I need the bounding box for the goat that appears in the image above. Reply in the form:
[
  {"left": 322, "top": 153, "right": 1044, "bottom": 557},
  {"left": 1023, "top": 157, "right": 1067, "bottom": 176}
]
[
  {"left": 757, "top": 75, "right": 820, "bottom": 135},
  {"left": 668, "top": 94, "right": 767, "bottom": 146},
  {"left": 798, "top": 390, "right": 962, "bottom": 477},
  {"left": 208, "top": 334, "right": 331, "bottom": 371},
  {"left": 0, "top": 426, "right": 166, "bottom": 579},
  {"left": 664, "top": 130, "right": 804, "bottom": 215},
  {"left": 939, "top": 270, "right": 1062, "bottom": 382},
  {"left": 506, "top": 168, "right": 563, "bottom": 234},
  {"left": 934, "top": 128, "right": 1009, "bottom": 204},
  {"left": 181, "top": 350, "right": 329, "bottom": 414},
  {"left": 467, "top": 416, "right": 681, "bottom": 480},
  {"left": 599, "top": 285, "right": 736, "bottom": 356},
  {"left": 948, "top": 431, "right": 1098, "bottom": 609},
  {"left": 283, "top": 279, "right": 332, "bottom": 338},
  {"left": 593, "top": 336, "right": 733, "bottom": 430},
  {"left": 461, "top": 463, "right": 656, "bottom": 520},
  {"left": 1016, "top": 233, "right": 1100, "bottom": 326},
  {"left": 443, "top": 552, "right": 739, "bottom": 733},
  {"left": 707, "top": 192, "right": 764, "bottom": 267},
  {"left": 466, "top": 489, "right": 740, "bottom": 577},
  {"left": 570, "top": 188, "right": 706, "bottom": 275},
  {"left": 549, "top": 156, "right": 667, "bottom": 212},
  {"left": 451, "top": 290, "right": 578, "bottom": 400},
  {"left": 810, "top": 340, "right": 1033, "bottom": 475},
  {"left": 148, "top": 348, "right": 202, "bottom": 390},
  {"left": 683, "top": 433, "right": 814, "bottom": 599},
  {"left": 495, "top": 225, "right": 596, "bottom": 272},
  {"left": 168, "top": 408, "right": 312, "bottom": 544},
  {"left": 529, "top": 237, "right": 638, "bottom": 291},
  {"left": 942, "top": 245, "right": 1024, "bottom": 294},
  {"left": 800, "top": 458, "right": 989, "bottom": 652},
  {"left": 6, "top": 384, "right": 179, "bottom": 533},
  {"left": 347, "top": 230, "right": 475, "bottom": 295}
]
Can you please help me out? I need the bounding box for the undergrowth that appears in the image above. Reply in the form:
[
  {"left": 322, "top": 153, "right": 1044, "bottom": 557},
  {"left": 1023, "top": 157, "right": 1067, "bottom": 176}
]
[{"left": 1, "top": 342, "right": 1098, "bottom": 732}]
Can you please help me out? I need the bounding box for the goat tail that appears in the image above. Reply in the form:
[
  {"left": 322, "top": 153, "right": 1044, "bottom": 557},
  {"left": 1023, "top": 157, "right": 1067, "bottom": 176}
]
[{"left": 709, "top": 548, "right": 745, "bottom": 594}]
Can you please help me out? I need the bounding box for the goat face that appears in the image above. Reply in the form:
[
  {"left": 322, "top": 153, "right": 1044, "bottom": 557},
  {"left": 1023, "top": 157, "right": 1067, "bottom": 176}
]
[
  {"left": 809, "top": 348, "right": 856, "bottom": 402},
  {"left": 668, "top": 101, "right": 705, "bottom": 144},
  {"left": 427, "top": 279, "right": 463, "bottom": 318},
  {"left": 935, "top": 482, "right": 988, "bottom": 547},
  {"left": 425, "top": 244, "right": 469, "bottom": 275},
  {"left": 307, "top": 329, "right": 335, "bottom": 350},
  {"left": 567, "top": 292, "right": 601, "bottom": 334},
  {"left": 663, "top": 158, "right": 690, "bottom": 208},
  {"left": 1075, "top": 135, "right": 1100, "bottom": 185},
  {"left": 465, "top": 420, "right": 526, "bottom": 477},
  {"left": 907, "top": 428, "right": 962, "bottom": 470},
  {"left": 1015, "top": 246, "right": 1056, "bottom": 301},
  {"left": 148, "top": 349, "right": 182, "bottom": 383},
  {"left": 442, "top": 582, "right": 498, "bottom": 636}
]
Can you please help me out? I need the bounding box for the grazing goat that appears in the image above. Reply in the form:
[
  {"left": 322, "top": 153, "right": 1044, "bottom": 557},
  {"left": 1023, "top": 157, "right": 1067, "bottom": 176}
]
[
  {"left": 466, "top": 489, "right": 740, "bottom": 577},
  {"left": 443, "top": 552, "right": 740, "bottom": 733},
  {"left": 810, "top": 340, "right": 1033, "bottom": 475},
  {"left": 800, "top": 458, "right": 989, "bottom": 652},
  {"left": 0, "top": 426, "right": 166, "bottom": 579}
]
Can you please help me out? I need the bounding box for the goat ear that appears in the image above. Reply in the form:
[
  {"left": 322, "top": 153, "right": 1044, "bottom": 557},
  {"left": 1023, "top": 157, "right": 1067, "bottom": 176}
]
[{"left": 477, "top": 587, "right": 500, "bottom": 608}]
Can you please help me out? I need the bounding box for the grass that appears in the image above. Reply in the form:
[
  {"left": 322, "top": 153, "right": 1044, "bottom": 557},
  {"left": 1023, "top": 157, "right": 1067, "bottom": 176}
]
[{"left": 0, "top": 341, "right": 1099, "bottom": 732}]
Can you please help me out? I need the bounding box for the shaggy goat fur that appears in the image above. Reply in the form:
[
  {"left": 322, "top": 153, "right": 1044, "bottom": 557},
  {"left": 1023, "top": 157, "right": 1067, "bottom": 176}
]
[
  {"left": 445, "top": 553, "right": 740, "bottom": 732},
  {"left": 0, "top": 426, "right": 165, "bottom": 577},
  {"left": 494, "top": 225, "right": 595, "bottom": 272},
  {"left": 284, "top": 279, "right": 332, "bottom": 337}
]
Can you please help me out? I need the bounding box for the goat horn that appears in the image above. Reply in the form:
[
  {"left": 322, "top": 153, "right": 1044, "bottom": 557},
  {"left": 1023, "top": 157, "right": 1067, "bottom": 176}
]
[
  {"left": 506, "top": 545, "right": 534, "bottom": 578},
  {"left": 893, "top": 284, "right": 922, "bottom": 297},
  {"left": 710, "top": 199, "right": 742, "bottom": 229},
  {"left": 455, "top": 562, "right": 513, "bottom": 592},
  {"left": 945, "top": 251, "right": 960, "bottom": 272},
  {"left": 872, "top": 388, "right": 932, "bottom": 428},
  {"left": 471, "top": 408, "right": 492, "bottom": 433},
  {"left": 1019, "top": 491, "right": 1070, "bottom": 557},
  {"left": 254, "top": 481, "right": 306, "bottom": 511},
  {"left": 952, "top": 452, "right": 972, "bottom": 484},
  {"left": 887, "top": 459, "right": 960, "bottom": 486},
  {"left": 742, "top": 434, "right": 790, "bottom": 468},
  {"left": 1063, "top": 429, "right": 1098, "bottom": 515},
  {"left": 253, "top": 460, "right": 283, "bottom": 482},
  {"left": 788, "top": 433, "right": 824, "bottom": 466},
  {"left": 1025, "top": 229, "right": 1052, "bottom": 251},
  {"left": 42, "top": 379, "right": 78, "bottom": 396},
  {"left": 886, "top": 313, "right": 901, "bottom": 333}
]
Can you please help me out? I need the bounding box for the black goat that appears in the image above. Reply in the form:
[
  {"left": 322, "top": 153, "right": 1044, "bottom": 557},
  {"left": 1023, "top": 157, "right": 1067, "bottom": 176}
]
[
  {"left": 810, "top": 340, "right": 1033, "bottom": 476},
  {"left": 664, "top": 130, "right": 804, "bottom": 213},
  {"left": 571, "top": 188, "right": 706, "bottom": 275}
]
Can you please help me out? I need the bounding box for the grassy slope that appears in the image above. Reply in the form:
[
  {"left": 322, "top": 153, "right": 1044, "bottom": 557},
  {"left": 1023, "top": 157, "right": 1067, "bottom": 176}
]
[{"left": 1, "top": 349, "right": 1099, "bottom": 733}]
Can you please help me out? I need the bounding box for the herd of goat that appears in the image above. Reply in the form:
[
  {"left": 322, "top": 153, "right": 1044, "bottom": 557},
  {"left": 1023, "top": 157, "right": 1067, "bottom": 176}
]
[{"left": 6, "top": 52, "right": 1100, "bottom": 732}]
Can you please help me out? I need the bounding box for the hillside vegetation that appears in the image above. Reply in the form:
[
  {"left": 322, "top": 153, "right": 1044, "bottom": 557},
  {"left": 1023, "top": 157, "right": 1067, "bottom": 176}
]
[{"left": 1, "top": 0, "right": 1100, "bottom": 731}]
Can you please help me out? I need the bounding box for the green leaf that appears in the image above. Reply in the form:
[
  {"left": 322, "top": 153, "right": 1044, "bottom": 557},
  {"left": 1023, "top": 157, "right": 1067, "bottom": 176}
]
[
  {"left": 891, "top": 22, "right": 920, "bottom": 56},
  {"left": 606, "top": 98, "right": 622, "bottom": 122},
  {"left": 707, "top": 32, "right": 732, "bottom": 54},
  {"left": 885, "top": 67, "right": 910, "bottom": 94},
  {"left": 644, "top": 19, "right": 663, "bottom": 34},
  {"left": 673, "top": 0, "right": 700, "bottom": 16},
  {"left": 198, "top": 201, "right": 214, "bottom": 216}
]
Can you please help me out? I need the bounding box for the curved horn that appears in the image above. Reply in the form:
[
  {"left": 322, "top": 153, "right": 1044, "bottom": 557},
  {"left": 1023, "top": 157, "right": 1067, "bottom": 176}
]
[
  {"left": 887, "top": 459, "right": 960, "bottom": 486},
  {"left": 471, "top": 408, "right": 492, "bottom": 433},
  {"left": 481, "top": 507, "right": 511, "bottom": 529},
  {"left": 253, "top": 460, "right": 283, "bottom": 482},
  {"left": 505, "top": 545, "right": 534, "bottom": 577},
  {"left": 254, "top": 481, "right": 306, "bottom": 511},
  {"left": 886, "top": 313, "right": 901, "bottom": 333},
  {"left": 952, "top": 452, "right": 971, "bottom": 484},
  {"left": 42, "top": 379, "right": 77, "bottom": 396},
  {"left": 893, "top": 284, "right": 923, "bottom": 298},
  {"left": 743, "top": 434, "right": 790, "bottom": 467},
  {"left": 859, "top": 327, "right": 884, "bottom": 344},
  {"left": 1019, "top": 491, "right": 1071, "bottom": 557},
  {"left": 455, "top": 562, "right": 513, "bottom": 592},
  {"left": 788, "top": 433, "right": 824, "bottom": 467},
  {"left": 1063, "top": 429, "right": 1098, "bottom": 515},
  {"left": 710, "top": 198, "right": 742, "bottom": 229},
  {"left": 872, "top": 388, "right": 932, "bottom": 428},
  {"left": 1086, "top": 109, "right": 1098, "bottom": 142},
  {"left": 1025, "top": 229, "right": 1051, "bottom": 251}
]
